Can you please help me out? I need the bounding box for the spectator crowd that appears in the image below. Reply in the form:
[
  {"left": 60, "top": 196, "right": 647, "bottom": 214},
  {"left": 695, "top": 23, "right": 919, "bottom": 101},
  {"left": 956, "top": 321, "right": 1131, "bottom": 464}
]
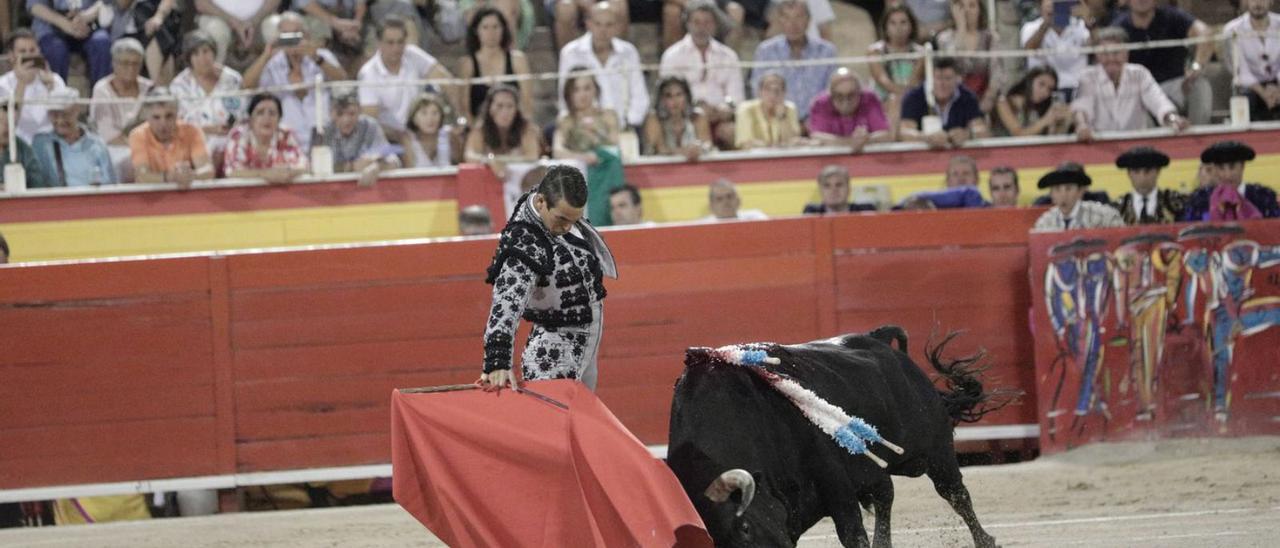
[{"left": 0, "top": 0, "right": 1277, "bottom": 228}]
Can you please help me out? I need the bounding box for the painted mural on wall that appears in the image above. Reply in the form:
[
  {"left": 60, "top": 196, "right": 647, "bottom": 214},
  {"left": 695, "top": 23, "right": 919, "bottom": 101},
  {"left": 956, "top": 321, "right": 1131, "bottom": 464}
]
[{"left": 1030, "top": 220, "right": 1280, "bottom": 453}]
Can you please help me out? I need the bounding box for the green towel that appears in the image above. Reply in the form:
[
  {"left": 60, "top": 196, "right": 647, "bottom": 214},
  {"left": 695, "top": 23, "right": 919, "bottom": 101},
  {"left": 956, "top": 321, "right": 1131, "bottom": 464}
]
[{"left": 586, "top": 146, "right": 624, "bottom": 227}]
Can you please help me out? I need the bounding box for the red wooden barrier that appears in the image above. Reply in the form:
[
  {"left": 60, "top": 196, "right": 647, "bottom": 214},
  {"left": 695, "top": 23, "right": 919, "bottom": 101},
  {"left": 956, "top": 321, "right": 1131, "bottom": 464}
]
[{"left": 0, "top": 209, "right": 1042, "bottom": 491}]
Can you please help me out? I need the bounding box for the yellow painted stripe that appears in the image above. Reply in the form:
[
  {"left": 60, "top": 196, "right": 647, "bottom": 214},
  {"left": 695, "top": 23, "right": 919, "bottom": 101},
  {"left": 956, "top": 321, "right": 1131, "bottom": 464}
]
[{"left": 1, "top": 200, "right": 460, "bottom": 262}]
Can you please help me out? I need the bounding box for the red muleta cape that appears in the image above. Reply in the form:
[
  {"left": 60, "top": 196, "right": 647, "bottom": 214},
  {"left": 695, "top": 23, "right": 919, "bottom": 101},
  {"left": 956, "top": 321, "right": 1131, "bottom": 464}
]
[{"left": 391, "top": 380, "right": 712, "bottom": 547}]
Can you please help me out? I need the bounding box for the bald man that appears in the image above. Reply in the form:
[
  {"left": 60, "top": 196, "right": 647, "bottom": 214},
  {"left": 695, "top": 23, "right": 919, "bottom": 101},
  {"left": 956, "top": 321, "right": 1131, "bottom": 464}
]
[{"left": 807, "top": 68, "right": 891, "bottom": 152}]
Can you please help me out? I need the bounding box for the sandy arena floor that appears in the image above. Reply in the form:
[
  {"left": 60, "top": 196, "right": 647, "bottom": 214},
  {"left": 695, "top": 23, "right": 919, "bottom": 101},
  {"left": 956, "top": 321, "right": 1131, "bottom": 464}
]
[{"left": 3, "top": 436, "right": 1279, "bottom": 547}]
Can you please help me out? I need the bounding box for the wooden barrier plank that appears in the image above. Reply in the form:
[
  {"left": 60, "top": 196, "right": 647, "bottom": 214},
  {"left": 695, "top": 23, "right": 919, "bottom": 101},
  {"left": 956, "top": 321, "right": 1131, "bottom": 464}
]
[
  {"left": 231, "top": 279, "right": 489, "bottom": 322},
  {"left": 234, "top": 337, "right": 481, "bottom": 382},
  {"left": 604, "top": 218, "right": 816, "bottom": 264},
  {"left": 834, "top": 247, "right": 1031, "bottom": 310},
  {"left": 236, "top": 433, "right": 389, "bottom": 471},
  {"left": 830, "top": 209, "right": 1041, "bottom": 250},
  {"left": 0, "top": 258, "right": 210, "bottom": 301},
  {"left": 0, "top": 418, "right": 220, "bottom": 488},
  {"left": 226, "top": 240, "right": 492, "bottom": 289}
]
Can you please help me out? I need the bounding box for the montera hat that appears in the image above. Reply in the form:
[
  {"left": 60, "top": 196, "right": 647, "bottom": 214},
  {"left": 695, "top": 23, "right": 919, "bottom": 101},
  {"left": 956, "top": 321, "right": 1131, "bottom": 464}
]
[
  {"left": 1037, "top": 167, "right": 1092, "bottom": 189},
  {"left": 1200, "top": 140, "right": 1256, "bottom": 165},
  {"left": 1115, "top": 146, "right": 1170, "bottom": 169}
]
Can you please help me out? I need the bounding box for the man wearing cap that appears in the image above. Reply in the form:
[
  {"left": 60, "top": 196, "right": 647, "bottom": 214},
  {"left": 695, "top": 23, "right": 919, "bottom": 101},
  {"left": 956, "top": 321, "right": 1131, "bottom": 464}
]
[
  {"left": 1033, "top": 162, "right": 1125, "bottom": 232},
  {"left": 1184, "top": 141, "right": 1280, "bottom": 221},
  {"left": 1114, "top": 146, "right": 1187, "bottom": 225},
  {"left": 30, "top": 88, "right": 116, "bottom": 187}
]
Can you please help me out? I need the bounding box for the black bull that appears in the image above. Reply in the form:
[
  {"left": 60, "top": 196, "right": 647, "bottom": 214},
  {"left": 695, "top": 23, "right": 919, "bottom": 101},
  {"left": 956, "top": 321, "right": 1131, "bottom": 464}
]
[{"left": 667, "top": 327, "right": 1003, "bottom": 547}]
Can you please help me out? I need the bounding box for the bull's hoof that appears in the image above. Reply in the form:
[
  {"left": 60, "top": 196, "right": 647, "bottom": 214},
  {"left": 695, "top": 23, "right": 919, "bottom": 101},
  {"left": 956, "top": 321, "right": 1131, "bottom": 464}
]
[{"left": 975, "top": 534, "right": 999, "bottom": 548}]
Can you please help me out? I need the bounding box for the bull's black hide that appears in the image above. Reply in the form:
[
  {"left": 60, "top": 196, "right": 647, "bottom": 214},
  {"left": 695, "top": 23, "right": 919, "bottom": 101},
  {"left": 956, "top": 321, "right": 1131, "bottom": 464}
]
[{"left": 668, "top": 327, "right": 1000, "bottom": 548}]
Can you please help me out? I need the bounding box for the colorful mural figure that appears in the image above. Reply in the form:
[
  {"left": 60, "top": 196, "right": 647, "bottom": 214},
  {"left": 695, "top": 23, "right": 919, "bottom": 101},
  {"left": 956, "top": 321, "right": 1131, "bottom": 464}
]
[
  {"left": 1044, "top": 238, "right": 1113, "bottom": 436},
  {"left": 1111, "top": 234, "right": 1184, "bottom": 421},
  {"left": 1179, "top": 225, "right": 1280, "bottom": 421}
]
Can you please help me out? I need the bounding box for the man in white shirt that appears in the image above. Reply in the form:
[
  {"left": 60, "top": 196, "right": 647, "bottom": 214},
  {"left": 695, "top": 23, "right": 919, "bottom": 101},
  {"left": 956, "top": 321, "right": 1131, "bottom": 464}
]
[
  {"left": 358, "top": 15, "right": 457, "bottom": 142},
  {"left": 660, "top": 0, "right": 745, "bottom": 148},
  {"left": 557, "top": 2, "right": 649, "bottom": 128},
  {"left": 1071, "top": 27, "right": 1187, "bottom": 142},
  {"left": 243, "top": 12, "right": 348, "bottom": 150},
  {"left": 195, "top": 0, "right": 281, "bottom": 64},
  {"left": 705, "top": 178, "right": 767, "bottom": 221},
  {"left": 1032, "top": 163, "right": 1124, "bottom": 232},
  {"left": 1224, "top": 0, "right": 1280, "bottom": 121},
  {"left": 1020, "top": 0, "right": 1090, "bottom": 99},
  {"left": 0, "top": 29, "right": 68, "bottom": 143}
]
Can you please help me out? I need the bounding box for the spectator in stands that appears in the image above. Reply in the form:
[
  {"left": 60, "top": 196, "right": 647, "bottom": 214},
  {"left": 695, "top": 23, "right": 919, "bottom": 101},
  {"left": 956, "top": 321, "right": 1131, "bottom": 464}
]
[
  {"left": 766, "top": 0, "right": 834, "bottom": 40},
  {"left": 464, "top": 85, "right": 542, "bottom": 177},
  {"left": 897, "top": 185, "right": 987, "bottom": 209},
  {"left": 987, "top": 165, "right": 1020, "bottom": 207},
  {"left": 1072, "top": 27, "right": 1187, "bottom": 142},
  {"left": 1032, "top": 162, "right": 1124, "bottom": 231},
  {"left": 868, "top": 5, "right": 925, "bottom": 134},
  {"left": 458, "top": 204, "right": 495, "bottom": 235},
  {"left": 660, "top": 0, "right": 744, "bottom": 149},
  {"left": 462, "top": 7, "right": 534, "bottom": 121},
  {"left": 244, "top": 12, "right": 348, "bottom": 150},
  {"left": 320, "top": 92, "right": 401, "bottom": 187},
  {"left": 808, "top": 68, "right": 891, "bottom": 151},
  {"left": 170, "top": 31, "right": 246, "bottom": 155},
  {"left": 224, "top": 92, "right": 309, "bottom": 184},
  {"left": 557, "top": 2, "right": 649, "bottom": 129},
  {"left": 1112, "top": 146, "right": 1185, "bottom": 225},
  {"left": 194, "top": 0, "right": 281, "bottom": 65},
  {"left": 609, "top": 184, "right": 651, "bottom": 225},
  {"left": 706, "top": 178, "right": 767, "bottom": 220},
  {"left": 32, "top": 89, "right": 117, "bottom": 187},
  {"left": 1224, "top": 0, "right": 1280, "bottom": 122},
  {"left": 26, "top": 0, "right": 111, "bottom": 85},
  {"left": 802, "top": 164, "right": 877, "bottom": 214},
  {"left": 904, "top": 0, "right": 953, "bottom": 40},
  {"left": 462, "top": 0, "right": 535, "bottom": 50},
  {"left": 91, "top": 38, "right": 153, "bottom": 147},
  {"left": 0, "top": 29, "right": 68, "bottom": 143},
  {"left": 735, "top": 73, "right": 807, "bottom": 150},
  {"left": 934, "top": 0, "right": 1004, "bottom": 113},
  {"left": 994, "top": 66, "right": 1073, "bottom": 137},
  {"left": 293, "top": 0, "right": 373, "bottom": 72},
  {"left": 1021, "top": 0, "right": 1089, "bottom": 101},
  {"left": 402, "top": 93, "right": 460, "bottom": 168},
  {"left": 360, "top": 15, "right": 458, "bottom": 143},
  {"left": 662, "top": 0, "right": 746, "bottom": 50},
  {"left": 1113, "top": 0, "right": 1213, "bottom": 126},
  {"left": 0, "top": 102, "right": 52, "bottom": 189},
  {"left": 130, "top": 87, "right": 214, "bottom": 187},
  {"left": 1184, "top": 140, "right": 1280, "bottom": 220},
  {"left": 554, "top": 67, "right": 624, "bottom": 225},
  {"left": 106, "top": 0, "right": 182, "bottom": 85},
  {"left": 642, "top": 75, "right": 712, "bottom": 160},
  {"left": 553, "top": 0, "right": 629, "bottom": 50},
  {"left": 945, "top": 154, "right": 977, "bottom": 187},
  {"left": 750, "top": 0, "right": 836, "bottom": 122},
  {"left": 900, "top": 57, "right": 990, "bottom": 149}
]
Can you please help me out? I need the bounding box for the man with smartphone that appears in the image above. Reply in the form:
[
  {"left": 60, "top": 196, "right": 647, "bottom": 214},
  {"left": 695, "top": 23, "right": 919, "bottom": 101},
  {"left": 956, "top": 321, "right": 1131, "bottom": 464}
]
[
  {"left": 243, "top": 11, "right": 348, "bottom": 151},
  {"left": 0, "top": 28, "right": 68, "bottom": 143},
  {"left": 1021, "top": 0, "right": 1089, "bottom": 102},
  {"left": 26, "top": 0, "right": 113, "bottom": 85}
]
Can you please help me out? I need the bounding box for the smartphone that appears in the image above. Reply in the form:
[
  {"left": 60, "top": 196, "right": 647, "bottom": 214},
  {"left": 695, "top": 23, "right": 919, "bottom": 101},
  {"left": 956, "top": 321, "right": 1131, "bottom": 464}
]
[
  {"left": 1052, "top": 0, "right": 1073, "bottom": 28},
  {"left": 277, "top": 32, "right": 304, "bottom": 47},
  {"left": 1051, "top": 90, "right": 1068, "bottom": 105},
  {"left": 22, "top": 56, "right": 46, "bottom": 69}
]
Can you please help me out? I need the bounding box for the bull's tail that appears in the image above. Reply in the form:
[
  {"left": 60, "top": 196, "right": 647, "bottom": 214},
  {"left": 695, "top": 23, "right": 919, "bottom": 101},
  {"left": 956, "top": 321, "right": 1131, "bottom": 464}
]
[{"left": 925, "top": 331, "right": 1018, "bottom": 425}]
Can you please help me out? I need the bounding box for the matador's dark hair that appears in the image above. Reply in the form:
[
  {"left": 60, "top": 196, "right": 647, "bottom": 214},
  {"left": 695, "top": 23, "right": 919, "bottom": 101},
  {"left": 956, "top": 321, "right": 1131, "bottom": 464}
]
[{"left": 538, "top": 165, "right": 589, "bottom": 208}]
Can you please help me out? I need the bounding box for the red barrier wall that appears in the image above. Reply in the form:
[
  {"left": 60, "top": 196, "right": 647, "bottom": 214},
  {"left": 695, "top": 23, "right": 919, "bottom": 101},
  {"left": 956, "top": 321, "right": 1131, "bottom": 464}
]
[
  {"left": 1028, "top": 220, "right": 1280, "bottom": 454},
  {"left": 0, "top": 208, "right": 1041, "bottom": 489}
]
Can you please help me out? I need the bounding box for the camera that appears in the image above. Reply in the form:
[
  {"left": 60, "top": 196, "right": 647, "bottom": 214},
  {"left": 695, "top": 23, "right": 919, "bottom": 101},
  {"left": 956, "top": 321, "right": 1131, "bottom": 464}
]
[
  {"left": 277, "top": 32, "right": 304, "bottom": 47},
  {"left": 21, "top": 56, "right": 46, "bottom": 70}
]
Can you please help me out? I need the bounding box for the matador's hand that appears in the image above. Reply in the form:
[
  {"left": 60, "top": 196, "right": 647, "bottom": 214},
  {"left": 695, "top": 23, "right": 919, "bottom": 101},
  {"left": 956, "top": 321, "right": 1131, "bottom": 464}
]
[{"left": 479, "top": 369, "right": 520, "bottom": 392}]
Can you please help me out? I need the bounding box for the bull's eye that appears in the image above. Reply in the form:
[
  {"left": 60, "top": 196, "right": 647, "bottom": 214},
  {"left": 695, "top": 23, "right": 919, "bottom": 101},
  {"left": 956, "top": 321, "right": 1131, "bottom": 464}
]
[{"left": 738, "top": 520, "right": 751, "bottom": 540}]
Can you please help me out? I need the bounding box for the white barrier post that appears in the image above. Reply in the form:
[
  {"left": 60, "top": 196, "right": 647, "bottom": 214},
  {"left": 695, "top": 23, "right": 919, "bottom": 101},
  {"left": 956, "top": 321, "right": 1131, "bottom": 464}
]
[
  {"left": 4, "top": 91, "right": 26, "bottom": 192},
  {"left": 1229, "top": 31, "right": 1250, "bottom": 127},
  {"left": 310, "top": 74, "right": 334, "bottom": 177},
  {"left": 921, "top": 44, "right": 943, "bottom": 135}
]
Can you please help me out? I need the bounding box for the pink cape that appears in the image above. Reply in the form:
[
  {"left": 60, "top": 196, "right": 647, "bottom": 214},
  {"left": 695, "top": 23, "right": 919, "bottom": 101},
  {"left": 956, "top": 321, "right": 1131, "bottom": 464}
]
[{"left": 391, "top": 380, "right": 712, "bottom": 547}]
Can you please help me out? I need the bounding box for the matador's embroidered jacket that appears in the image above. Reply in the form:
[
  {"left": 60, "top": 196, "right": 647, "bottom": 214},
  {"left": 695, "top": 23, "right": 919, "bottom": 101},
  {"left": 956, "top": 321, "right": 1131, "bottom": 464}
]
[{"left": 482, "top": 192, "right": 618, "bottom": 373}]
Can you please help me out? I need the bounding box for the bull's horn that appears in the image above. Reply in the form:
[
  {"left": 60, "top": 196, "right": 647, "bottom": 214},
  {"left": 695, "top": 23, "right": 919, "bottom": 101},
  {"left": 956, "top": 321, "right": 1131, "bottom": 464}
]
[{"left": 704, "top": 469, "right": 756, "bottom": 517}]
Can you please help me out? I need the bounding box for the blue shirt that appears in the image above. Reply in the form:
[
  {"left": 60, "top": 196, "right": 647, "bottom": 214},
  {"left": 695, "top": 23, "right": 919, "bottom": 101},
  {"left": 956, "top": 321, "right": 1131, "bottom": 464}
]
[
  {"left": 750, "top": 35, "right": 837, "bottom": 120},
  {"left": 900, "top": 84, "right": 983, "bottom": 131},
  {"left": 903, "top": 186, "right": 989, "bottom": 209},
  {"left": 31, "top": 125, "right": 117, "bottom": 187}
]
